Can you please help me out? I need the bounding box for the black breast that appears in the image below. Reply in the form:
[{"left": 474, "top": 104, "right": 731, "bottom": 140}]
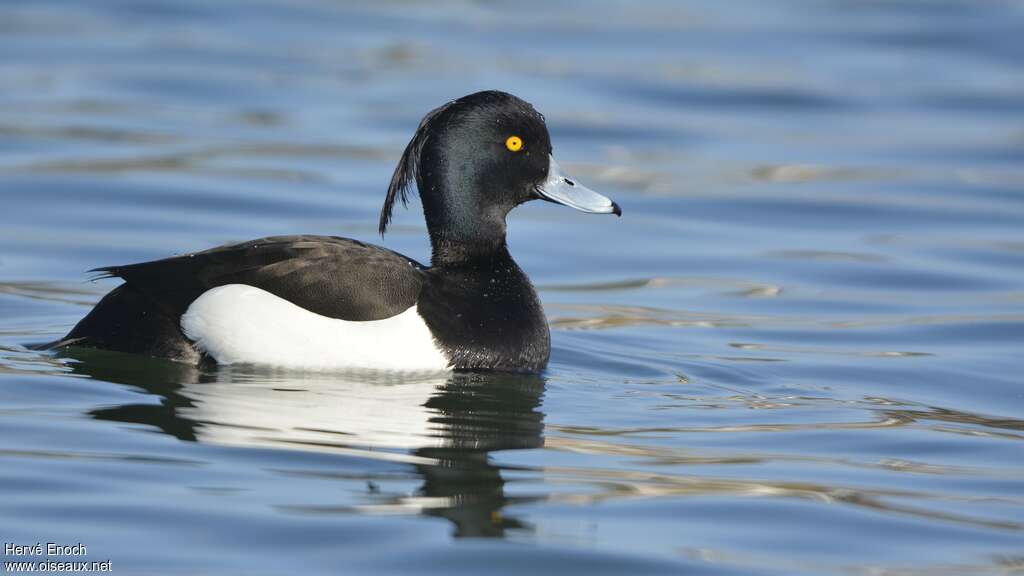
[{"left": 417, "top": 255, "right": 550, "bottom": 372}]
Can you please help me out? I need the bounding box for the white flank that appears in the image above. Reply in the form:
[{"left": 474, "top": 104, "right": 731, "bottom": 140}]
[{"left": 180, "top": 284, "right": 451, "bottom": 371}]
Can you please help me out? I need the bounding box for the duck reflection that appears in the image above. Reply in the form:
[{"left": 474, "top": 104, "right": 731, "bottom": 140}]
[{"left": 61, "top": 348, "right": 545, "bottom": 538}]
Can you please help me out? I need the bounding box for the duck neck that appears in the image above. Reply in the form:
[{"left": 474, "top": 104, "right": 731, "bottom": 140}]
[
  {"left": 426, "top": 202, "right": 512, "bottom": 267},
  {"left": 429, "top": 230, "right": 510, "bottom": 268}
]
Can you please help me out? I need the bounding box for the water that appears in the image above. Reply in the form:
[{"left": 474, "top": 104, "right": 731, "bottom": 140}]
[{"left": 2, "top": 1, "right": 1023, "bottom": 574}]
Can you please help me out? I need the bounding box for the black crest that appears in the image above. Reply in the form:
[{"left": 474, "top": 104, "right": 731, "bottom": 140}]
[{"left": 378, "top": 99, "right": 457, "bottom": 235}]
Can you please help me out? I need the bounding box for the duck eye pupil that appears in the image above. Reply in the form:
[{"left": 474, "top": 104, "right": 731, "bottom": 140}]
[{"left": 564, "top": 178, "right": 575, "bottom": 187}]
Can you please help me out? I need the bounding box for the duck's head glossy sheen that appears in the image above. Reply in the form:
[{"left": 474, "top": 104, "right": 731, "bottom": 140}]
[{"left": 379, "top": 91, "right": 619, "bottom": 257}]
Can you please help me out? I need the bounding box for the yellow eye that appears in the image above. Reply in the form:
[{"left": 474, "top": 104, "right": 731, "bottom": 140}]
[{"left": 505, "top": 135, "right": 523, "bottom": 152}]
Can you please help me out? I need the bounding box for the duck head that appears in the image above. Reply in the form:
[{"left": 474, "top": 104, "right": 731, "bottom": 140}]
[{"left": 379, "top": 91, "right": 620, "bottom": 264}]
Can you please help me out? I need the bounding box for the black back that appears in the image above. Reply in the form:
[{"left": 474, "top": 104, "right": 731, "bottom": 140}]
[
  {"left": 61, "top": 235, "right": 428, "bottom": 363},
  {"left": 94, "top": 235, "right": 425, "bottom": 321}
]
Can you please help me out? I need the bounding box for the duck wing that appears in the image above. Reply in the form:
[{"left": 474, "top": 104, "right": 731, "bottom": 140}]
[{"left": 93, "top": 235, "right": 426, "bottom": 321}]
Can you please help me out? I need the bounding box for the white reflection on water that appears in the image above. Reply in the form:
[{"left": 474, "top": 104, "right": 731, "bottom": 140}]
[{"left": 181, "top": 371, "right": 451, "bottom": 453}]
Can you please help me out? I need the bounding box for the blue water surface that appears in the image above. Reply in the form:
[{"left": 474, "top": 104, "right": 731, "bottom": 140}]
[{"left": 2, "top": 1, "right": 1023, "bottom": 574}]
